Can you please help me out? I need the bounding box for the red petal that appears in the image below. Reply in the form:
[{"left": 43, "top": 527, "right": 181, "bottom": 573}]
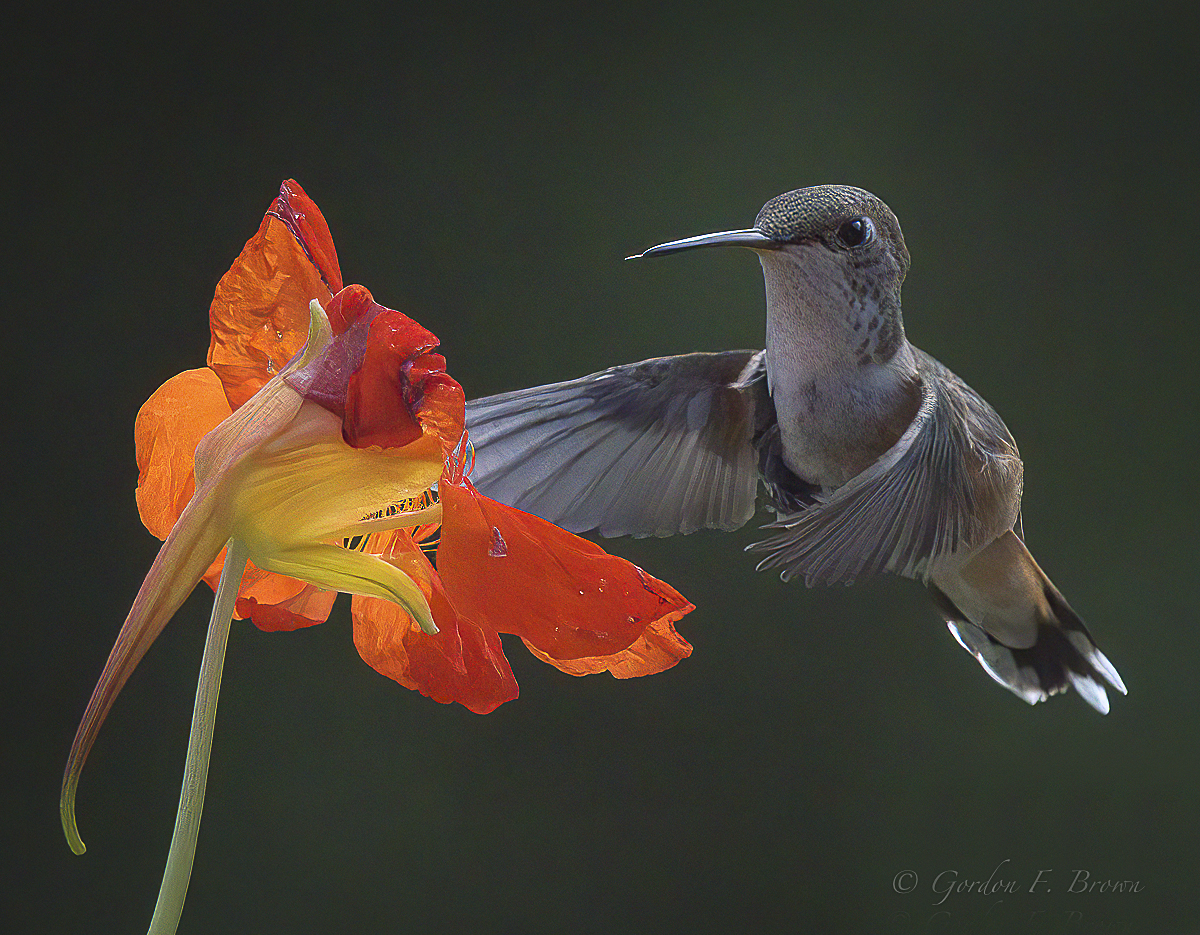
[
  {"left": 415, "top": 370, "right": 466, "bottom": 457},
  {"left": 521, "top": 617, "right": 693, "bottom": 678},
  {"left": 436, "top": 480, "right": 695, "bottom": 660},
  {"left": 272, "top": 180, "right": 343, "bottom": 297},
  {"left": 343, "top": 308, "right": 464, "bottom": 451},
  {"left": 350, "top": 531, "right": 517, "bottom": 714},
  {"left": 323, "top": 283, "right": 379, "bottom": 337},
  {"left": 352, "top": 592, "right": 518, "bottom": 715}
]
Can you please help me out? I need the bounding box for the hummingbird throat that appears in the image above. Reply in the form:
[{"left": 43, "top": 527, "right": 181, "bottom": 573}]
[{"left": 760, "top": 252, "right": 916, "bottom": 487}]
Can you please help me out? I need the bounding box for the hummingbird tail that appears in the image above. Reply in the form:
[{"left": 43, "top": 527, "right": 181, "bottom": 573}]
[{"left": 928, "top": 531, "right": 1126, "bottom": 713}]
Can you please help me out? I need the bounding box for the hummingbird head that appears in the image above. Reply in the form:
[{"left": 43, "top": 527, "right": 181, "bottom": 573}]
[
  {"left": 632, "top": 185, "right": 912, "bottom": 367},
  {"left": 633, "top": 185, "right": 908, "bottom": 286},
  {"left": 753, "top": 185, "right": 909, "bottom": 282}
]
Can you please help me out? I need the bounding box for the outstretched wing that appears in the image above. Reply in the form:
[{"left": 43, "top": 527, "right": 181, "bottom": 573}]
[
  {"left": 748, "top": 349, "right": 1023, "bottom": 585},
  {"left": 465, "top": 351, "right": 770, "bottom": 537}
]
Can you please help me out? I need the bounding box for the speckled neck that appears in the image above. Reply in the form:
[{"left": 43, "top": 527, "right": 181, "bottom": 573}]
[{"left": 759, "top": 246, "right": 918, "bottom": 487}]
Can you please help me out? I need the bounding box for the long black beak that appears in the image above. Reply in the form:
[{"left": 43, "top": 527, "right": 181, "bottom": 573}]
[{"left": 626, "top": 228, "right": 779, "bottom": 260}]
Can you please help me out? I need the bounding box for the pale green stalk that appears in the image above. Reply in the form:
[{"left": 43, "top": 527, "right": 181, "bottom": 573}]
[{"left": 146, "top": 538, "right": 249, "bottom": 935}]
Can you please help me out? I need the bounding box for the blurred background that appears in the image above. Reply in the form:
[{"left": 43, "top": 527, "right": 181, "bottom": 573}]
[{"left": 7, "top": 2, "right": 1199, "bottom": 933}]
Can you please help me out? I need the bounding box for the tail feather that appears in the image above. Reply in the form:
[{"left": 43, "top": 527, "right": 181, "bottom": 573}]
[{"left": 932, "top": 580, "right": 1126, "bottom": 714}]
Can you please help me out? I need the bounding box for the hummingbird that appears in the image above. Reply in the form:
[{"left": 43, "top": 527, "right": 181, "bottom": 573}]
[{"left": 464, "top": 185, "right": 1126, "bottom": 713}]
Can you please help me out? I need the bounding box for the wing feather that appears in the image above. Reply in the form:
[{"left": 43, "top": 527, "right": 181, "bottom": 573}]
[
  {"left": 465, "top": 351, "right": 769, "bottom": 537},
  {"left": 748, "top": 350, "right": 1023, "bottom": 585}
]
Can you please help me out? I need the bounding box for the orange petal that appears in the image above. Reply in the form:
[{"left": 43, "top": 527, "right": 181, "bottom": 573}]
[
  {"left": 200, "top": 508, "right": 332, "bottom": 625},
  {"left": 521, "top": 616, "right": 693, "bottom": 678},
  {"left": 236, "top": 583, "right": 337, "bottom": 632},
  {"left": 207, "top": 184, "right": 339, "bottom": 410},
  {"left": 437, "top": 480, "right": 695, "bottom": 661},
  {"left": 135, "top": 368, "right": 232, "bottom": 539},
  {"left": 415, "top": 370, "right": 466, "bottom": 459}
]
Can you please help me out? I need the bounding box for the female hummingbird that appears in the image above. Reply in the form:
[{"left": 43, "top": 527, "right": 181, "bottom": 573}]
[{"left": 464, "top": 185, "right": 1125, "bottom": 713}]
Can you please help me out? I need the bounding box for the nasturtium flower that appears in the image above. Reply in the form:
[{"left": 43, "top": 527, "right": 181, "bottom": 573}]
[{"left": 61, "top": 181, "right": 693, "bottom": 935}]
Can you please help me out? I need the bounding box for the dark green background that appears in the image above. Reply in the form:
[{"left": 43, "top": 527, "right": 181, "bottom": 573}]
[{"left": 8, "top": 3, "right": 1198, "bottom": 933}]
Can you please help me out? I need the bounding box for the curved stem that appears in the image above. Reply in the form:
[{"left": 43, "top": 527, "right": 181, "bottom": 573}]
[{"left": 147, "top": 538, "right": 248, "bottom": 935}]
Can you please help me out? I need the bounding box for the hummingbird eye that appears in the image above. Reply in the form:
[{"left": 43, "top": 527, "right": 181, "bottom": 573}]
[{"left": 836, "top": 217, "right": 874, "bottom": 248}]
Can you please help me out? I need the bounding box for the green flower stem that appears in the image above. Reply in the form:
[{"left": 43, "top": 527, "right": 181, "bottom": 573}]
[{"left": 147, "top": 538, "right": 249, "bottom": 935}]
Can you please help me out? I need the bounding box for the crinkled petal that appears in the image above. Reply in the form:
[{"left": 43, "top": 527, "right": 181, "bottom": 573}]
[
  {"left": 343, "top": 318, "right": 428, "bottom": 449},
  {"left": 521, "top": 617, "right": 693, "bottom": 678},
  {"left": 323, "top": 281, "right": 396, "bottom": 336},
  {"left": 284, "top": 287, "right": 465, "bottom": 455},
  {"left": 352, "top": 593, "right": 517, "bottom": 715},
  {"left": 207, "top": 182, "right": 341, "bottom": 410},
  {"left": 437, "top": 480, "right": 695, "bottom": 660},
  {"left": 413, "top": 369, "right": 466, "bottom": 458}
]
